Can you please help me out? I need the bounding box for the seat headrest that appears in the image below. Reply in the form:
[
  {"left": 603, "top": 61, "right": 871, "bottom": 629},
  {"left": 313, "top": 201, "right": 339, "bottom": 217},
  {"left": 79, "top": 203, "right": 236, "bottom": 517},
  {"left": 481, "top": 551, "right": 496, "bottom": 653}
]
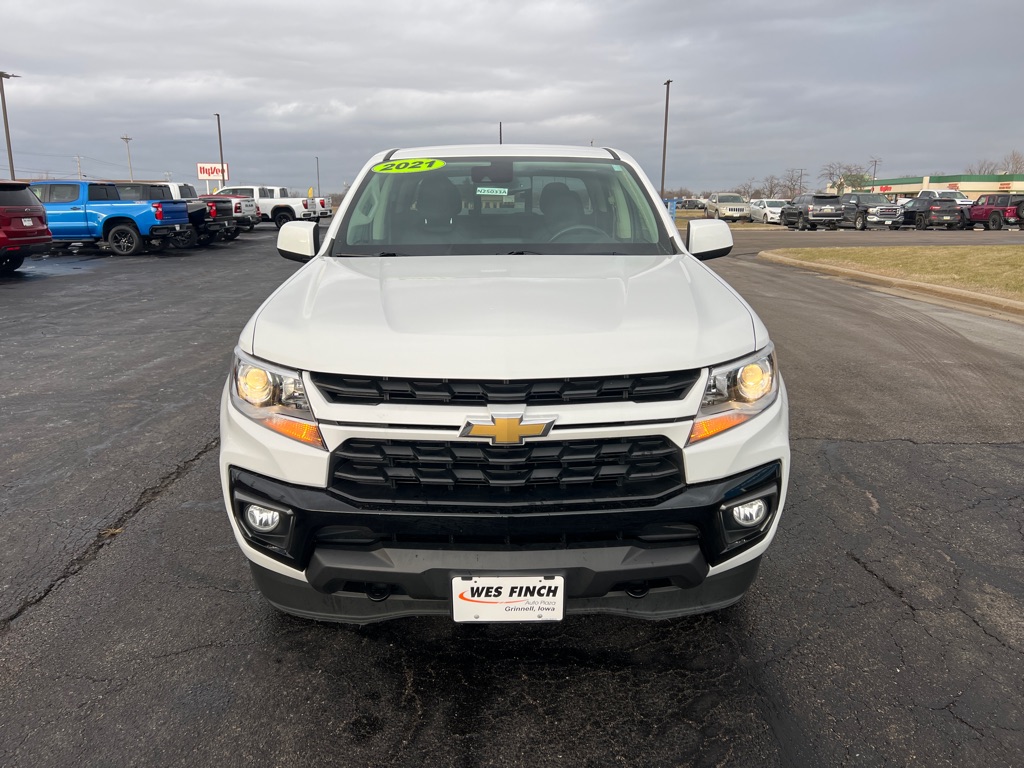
[
  {"left": 415, "top": 175, "right": 462, "bottom": 223},
  {"left": 539, "top": 182, "right": 582, "bottom": 220}
]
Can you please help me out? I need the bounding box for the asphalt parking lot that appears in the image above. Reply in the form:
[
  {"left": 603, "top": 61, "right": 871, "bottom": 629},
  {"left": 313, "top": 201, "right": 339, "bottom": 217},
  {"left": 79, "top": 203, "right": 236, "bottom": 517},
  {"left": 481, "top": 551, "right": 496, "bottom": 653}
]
[{"left": 1, "top": 226, "right": 1022, "bottom": 767}]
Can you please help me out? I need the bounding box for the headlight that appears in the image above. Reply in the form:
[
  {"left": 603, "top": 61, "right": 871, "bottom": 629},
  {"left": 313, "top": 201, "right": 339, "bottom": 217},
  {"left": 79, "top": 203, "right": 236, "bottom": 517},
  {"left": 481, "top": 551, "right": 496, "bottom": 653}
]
[
  {"left": 867, "top": 207, "right": 879, "bottom": 214},
  {"left": 229, "top": 349, "right": 325, "bottom": 450},
  {"left": 688, "top": 344, "right": 779, "bottom": 444}
]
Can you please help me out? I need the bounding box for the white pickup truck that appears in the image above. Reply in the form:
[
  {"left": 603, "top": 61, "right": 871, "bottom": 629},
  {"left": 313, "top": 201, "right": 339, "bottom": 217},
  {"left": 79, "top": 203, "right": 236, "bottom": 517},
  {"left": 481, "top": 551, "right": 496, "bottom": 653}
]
[
  {"left": 219, "top": 144, "right": 790, "bottom": 626},
  {"left": 216, "top": 184, "right": 317, "bottom": 228}
]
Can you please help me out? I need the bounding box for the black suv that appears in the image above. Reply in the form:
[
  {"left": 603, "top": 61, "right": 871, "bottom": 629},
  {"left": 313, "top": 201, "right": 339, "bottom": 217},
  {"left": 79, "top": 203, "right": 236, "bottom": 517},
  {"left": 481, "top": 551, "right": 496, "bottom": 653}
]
[
  {"left": 900, "top": 198, "right": 961, "bottom": 230},
  {"left": 779, "top": 194, "right": 843, "bottom": 230},
  {"left": 839, "top": 193, "right": 904, "bottom": 230},
  {"left": 1, "top": 182, "right": 52, "bottom": 275}
]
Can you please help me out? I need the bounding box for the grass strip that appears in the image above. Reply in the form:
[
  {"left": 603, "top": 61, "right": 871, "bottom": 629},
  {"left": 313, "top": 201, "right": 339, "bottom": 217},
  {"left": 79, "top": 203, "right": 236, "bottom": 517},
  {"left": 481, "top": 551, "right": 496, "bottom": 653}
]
[{"left": 771, "top": 246, "right": 1024, "bottom": 302}]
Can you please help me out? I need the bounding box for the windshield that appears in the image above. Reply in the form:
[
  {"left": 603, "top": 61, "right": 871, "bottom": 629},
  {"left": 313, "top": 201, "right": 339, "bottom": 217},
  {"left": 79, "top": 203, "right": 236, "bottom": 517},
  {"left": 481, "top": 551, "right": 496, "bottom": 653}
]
[
  {"left": 766, "top": 200, "right": 785, "bottom": 208},
  {"left": 334, "top": 155, "right": 675, "bottom": 256},
  {"left": 859, "top": 194, "right": 891, "bottom": 205},
  {"left": 938, "top": 191, "right": 968, "bottom": 200},
  {"left": 718, "top": 194, "right": 743, "bottom": 203}
]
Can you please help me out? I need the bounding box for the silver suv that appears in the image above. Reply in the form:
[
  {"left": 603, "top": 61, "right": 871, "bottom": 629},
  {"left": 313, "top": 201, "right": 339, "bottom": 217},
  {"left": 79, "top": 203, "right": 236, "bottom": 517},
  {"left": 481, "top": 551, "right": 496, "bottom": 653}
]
[{"left": 704, "top": 192, "right": 750, "bottom": 222}]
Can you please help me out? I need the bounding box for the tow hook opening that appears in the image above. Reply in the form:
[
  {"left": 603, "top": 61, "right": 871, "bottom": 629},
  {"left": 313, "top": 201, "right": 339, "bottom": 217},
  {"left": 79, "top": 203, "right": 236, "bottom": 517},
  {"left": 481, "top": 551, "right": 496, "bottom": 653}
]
[
  {"left": 624, "top": 581, "right": 649, "bottom": 599},
  {"left": 366, "top": 583, "right": 392, "bottom": 602}
]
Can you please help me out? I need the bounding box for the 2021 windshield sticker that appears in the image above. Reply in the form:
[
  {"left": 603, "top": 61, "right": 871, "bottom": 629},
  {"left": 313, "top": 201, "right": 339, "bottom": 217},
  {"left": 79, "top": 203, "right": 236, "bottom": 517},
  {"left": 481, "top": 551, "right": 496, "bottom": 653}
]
[{"left": 371, "top": 159, "right": 446, "bottom": 173}]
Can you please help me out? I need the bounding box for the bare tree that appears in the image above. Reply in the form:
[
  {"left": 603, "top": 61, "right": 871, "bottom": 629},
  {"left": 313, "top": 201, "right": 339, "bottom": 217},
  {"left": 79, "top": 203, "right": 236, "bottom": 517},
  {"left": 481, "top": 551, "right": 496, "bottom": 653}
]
[
  {"left": 819, "top": 162, "right": 867, "bottom": 195},
  {"left": 760, "top": 175, "right": 782, "bottom": 198},
  {"left": 781, "top": 169, "right": 804, "bottom": 198},
  {"left": 965, "top": 158, "right": 1000, "bottom": 175},
  {"left": 734, "top": 177, "right": 758, "bottom": 200},
  {"left": 1002, "top": 150, "right": 1024, "bottom": 174}
]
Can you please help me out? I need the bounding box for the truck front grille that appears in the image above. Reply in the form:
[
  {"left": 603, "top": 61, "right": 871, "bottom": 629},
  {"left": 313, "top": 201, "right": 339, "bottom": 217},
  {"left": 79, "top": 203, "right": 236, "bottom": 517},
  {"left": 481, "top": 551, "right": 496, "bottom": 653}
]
[
  {"left": 329, "top": 436, "right": 685, "bottom": 509},
  {"left": 311, "top": 370, "right": 700, "bottom": 406}
]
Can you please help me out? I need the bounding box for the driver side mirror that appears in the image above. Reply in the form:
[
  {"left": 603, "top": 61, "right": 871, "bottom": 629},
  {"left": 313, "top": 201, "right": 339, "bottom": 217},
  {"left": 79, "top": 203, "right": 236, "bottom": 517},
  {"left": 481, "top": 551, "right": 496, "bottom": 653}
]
[{"left": 685, "top": 219, "right": 733, "bottom": 261}]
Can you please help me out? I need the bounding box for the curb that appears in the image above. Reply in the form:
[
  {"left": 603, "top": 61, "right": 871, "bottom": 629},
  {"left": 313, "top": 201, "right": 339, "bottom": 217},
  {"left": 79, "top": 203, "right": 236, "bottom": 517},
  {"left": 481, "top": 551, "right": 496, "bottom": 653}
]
[{"left": 757, "top": 250, "right": 1024, "bottom": 318}]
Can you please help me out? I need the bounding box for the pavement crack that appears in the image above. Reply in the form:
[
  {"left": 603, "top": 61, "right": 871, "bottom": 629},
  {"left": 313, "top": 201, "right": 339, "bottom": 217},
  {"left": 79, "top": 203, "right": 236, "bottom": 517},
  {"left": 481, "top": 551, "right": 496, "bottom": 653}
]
[{"left": 0, "top": 436, "right": 220, "bottom": 634}]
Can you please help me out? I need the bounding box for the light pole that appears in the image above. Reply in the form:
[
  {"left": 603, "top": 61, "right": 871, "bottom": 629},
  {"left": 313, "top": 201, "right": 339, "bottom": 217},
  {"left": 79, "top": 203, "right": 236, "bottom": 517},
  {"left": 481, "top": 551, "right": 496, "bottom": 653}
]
[
  {"left": 120, "top": 134, "right": 134, "bottom": 181},
  {"left": 315, "top": 156, "right": 321, "bottom": 197},
  {"left": 660, "top": 79, "right": 672, "bottom": 199},
  {"left": 0, "top": 71, "right": 21, "bottom": 180},
  {"left": 214, "top": 113, "right": 226, "bottom": 189},
  {"left": 870, "top": 156, "right": 881, "bottom": 182}
]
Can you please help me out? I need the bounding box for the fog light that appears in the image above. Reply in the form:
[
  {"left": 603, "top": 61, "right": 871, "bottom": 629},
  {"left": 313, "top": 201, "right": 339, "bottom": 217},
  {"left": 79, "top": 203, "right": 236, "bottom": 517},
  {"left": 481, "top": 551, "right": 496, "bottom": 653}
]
[
  {"left": 245, "top": 504, "right": 281, "bottom": 532},
  {"left": 731, "top": 498, "right": 768, "bottom": 528}
]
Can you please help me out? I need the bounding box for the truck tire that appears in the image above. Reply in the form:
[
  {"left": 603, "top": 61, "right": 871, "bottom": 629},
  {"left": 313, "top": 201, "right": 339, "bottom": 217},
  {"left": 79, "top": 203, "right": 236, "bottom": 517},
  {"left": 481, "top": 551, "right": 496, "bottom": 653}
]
[
  {"left": 915, "top": 216, "right": 928, "bottom": 230},
  {"left": 1017, "top": 203, "right": 1024, "bottom": 226},
  {"left": 797, "top": 214, "right": 808, "bottom": 231},
  {"left": 1, "top": 255, "right": 25, "bottom": 275},
  {"left": 854, "top": 212, "right": 867, "bottom": 230},
  {"left": 221, "top": 228, "right": 241, "bottom": 241},
  {"left": 108, "top": 224, "right": 143, "bottom": 256},
  {"left": 146, "top": 238, "right": 167, "bottom": 253},
  {"left": 169, "top": 227, "right": 198, "bottom": 249},
  {"left": 988, "top": 212, "right": 1002, "bottom": 231},
  {"left": 273, "top": 209, "right": 295, "bottom": 228},
  {"left": 196, "top": 232, "right": 215, "bottom": 247}
]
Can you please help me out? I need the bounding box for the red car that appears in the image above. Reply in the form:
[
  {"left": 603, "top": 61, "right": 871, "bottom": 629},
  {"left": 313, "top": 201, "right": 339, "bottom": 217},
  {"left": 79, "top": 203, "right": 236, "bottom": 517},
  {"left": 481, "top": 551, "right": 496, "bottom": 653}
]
[
  {"left": 1, "top": 181, "right": 52, "bottom": 275},
  {"left": 965, "top": 193, "right": 1024, "bottom": 231}
]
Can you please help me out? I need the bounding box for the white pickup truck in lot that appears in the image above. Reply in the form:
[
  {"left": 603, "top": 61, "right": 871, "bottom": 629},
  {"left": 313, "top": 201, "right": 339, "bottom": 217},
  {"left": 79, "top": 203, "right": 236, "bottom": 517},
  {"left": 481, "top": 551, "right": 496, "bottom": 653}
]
[
  {"left": 219, "top": 144, "right": 790, "bottom": 625},
  {"left": 216, "top": 184, "right": 317, "bottom": 228}
]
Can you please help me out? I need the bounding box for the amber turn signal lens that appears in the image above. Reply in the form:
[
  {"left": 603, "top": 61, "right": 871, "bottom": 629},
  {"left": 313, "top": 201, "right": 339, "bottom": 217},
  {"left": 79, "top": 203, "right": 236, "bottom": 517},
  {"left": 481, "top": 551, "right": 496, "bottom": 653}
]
[
  {"left": 264, "top": 415, "right": 326, "bottom": 450},
  {"left": 688, "top": 412, "right": 751, "bottom": 444}
]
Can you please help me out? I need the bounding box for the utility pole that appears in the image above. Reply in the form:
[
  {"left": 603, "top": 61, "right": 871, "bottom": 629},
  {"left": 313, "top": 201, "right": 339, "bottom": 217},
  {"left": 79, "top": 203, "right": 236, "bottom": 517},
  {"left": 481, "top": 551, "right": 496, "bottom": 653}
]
[
  {"left": 796, "top": 168, "right": 806, "bottom": 194},
  {"left": 75, "top": 155, "right": 83, "bottom": 179},
  {"left": 499, "top": 122, "right": 502, "bottom": 145},
  {"left": 0, "top": 71, "right": 21, "bottom": 180},
  {"left": 315, "top": 156, "right": 321, "bottom": 197},
  {"left": 660, "top": 79, "right": 672, "bottom": 199},
  {"left": 120, "top": 134, "right": 134, "bottom": 181},
  {"left": 870, "top": 156, "right": 881, "bottom": 181},
  {"left": 214, "top": 113, "right": 226, "bottom": 189}
]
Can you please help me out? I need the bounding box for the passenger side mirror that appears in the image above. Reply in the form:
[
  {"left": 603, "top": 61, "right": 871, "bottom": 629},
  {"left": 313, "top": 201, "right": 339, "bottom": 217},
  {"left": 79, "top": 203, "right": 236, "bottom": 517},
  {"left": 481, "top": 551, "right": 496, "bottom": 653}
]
[{"left": 277, "top": 220, "right": 320, "bottom": 263}]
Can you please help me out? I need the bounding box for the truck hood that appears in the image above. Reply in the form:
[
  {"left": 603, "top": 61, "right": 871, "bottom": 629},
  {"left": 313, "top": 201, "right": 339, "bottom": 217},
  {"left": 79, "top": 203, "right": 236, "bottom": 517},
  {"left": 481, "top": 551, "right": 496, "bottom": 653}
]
[{"left": 245, "top": 253, "right": 758, "bottom": 379}]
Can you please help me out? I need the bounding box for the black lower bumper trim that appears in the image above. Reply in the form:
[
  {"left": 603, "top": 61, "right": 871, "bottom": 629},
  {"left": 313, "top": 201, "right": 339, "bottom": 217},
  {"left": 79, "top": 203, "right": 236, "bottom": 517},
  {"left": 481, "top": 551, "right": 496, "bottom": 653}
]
[{"left": 249, "top": 556, "right": 760, "bottom": 625}]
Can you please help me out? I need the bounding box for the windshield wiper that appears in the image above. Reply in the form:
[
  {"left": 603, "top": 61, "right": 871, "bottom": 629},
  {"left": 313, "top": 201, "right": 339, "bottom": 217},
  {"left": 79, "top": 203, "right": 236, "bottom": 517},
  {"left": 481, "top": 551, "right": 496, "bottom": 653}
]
[
  {"left": 331, "top": 251, "right": 409, "bottom": 258},
  {"left": 504, "top": 250, "right": 543, "bottom": 255}
]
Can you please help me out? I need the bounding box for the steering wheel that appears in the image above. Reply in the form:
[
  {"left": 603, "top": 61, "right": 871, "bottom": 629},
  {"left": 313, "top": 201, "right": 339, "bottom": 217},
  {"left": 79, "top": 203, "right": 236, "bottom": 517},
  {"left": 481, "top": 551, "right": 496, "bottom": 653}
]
[{"left": 546, "top": 224, "right": 612, "bottom": 243}]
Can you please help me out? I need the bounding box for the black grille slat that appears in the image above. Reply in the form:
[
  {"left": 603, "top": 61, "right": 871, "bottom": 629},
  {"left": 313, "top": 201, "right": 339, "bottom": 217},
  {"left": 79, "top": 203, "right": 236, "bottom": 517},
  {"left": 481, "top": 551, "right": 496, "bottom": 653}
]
[
  {"left": 311, "top": 370, "right": 700, "bottom": 406},
  {"left": 329, "top": 437, "right": 685, "bottom": 510}
]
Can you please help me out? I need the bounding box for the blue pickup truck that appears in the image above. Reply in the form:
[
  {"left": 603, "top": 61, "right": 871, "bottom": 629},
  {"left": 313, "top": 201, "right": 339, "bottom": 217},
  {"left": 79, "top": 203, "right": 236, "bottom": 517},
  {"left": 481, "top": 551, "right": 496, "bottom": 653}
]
[{"left": 30, "top": 181, "right": 190, "bottom": 256}]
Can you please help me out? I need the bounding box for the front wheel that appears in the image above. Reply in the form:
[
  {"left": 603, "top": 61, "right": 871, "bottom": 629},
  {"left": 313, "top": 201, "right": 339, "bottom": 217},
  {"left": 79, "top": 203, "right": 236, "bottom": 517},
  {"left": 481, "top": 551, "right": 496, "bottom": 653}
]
[
  {"left": 854, "top": 212, "right": 866, "bottom": 231},
  {"left": 762, "top": 214, "right": 769, "bottom": 224},
  {"left": 797, "top": 214, "right": 808, "bottom": 231},
  {"left": 273, "top": 210, "right": 295, "bottom": 228},
  {"left": 107, "top": 224, "right": 143, "bottom": 256}
]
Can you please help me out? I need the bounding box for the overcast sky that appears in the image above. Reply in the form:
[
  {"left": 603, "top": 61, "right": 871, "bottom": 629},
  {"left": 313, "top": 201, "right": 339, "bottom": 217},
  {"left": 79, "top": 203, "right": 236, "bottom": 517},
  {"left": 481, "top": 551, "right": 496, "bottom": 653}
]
[{"left": 2, "top": 0, "right": 1021, "bottom": 195}]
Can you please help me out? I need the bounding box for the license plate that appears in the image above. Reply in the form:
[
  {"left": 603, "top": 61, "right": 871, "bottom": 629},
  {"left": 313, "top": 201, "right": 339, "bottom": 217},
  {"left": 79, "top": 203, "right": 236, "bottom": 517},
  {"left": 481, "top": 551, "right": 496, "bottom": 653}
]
[
  {"left": 174, "top": 224, "right": 182, "bottom": 230},
  {"left": 884, "top": 220, "right": 892, "bottom": 225},
  {"left": 22, "top": 217, "right": 33, "bottom": 226},
  {"left": 822, "top": 207, "right": 833, "bottom": 212},
  {"left": 941, "top": 216, "right": 952, "bottom": 221},
  {"left": 452, "top": 575, "right": 564, "bottom": 622}
]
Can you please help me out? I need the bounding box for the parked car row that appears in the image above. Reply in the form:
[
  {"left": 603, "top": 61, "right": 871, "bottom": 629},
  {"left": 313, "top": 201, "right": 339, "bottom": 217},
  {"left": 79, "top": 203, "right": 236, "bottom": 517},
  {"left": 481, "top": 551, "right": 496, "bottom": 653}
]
[{"left": 704, "top": 188, "right": 1024, "bottom": 231}]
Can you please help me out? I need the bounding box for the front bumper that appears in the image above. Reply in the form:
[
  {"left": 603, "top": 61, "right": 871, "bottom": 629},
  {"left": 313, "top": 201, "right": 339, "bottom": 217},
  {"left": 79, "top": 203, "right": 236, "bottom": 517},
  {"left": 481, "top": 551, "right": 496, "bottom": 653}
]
[
  {"left": 220, "top": 377, "right": 789, "bottom": 623},
  {"left": 225, "top": 454, "right": 783, "bottom": 623}
]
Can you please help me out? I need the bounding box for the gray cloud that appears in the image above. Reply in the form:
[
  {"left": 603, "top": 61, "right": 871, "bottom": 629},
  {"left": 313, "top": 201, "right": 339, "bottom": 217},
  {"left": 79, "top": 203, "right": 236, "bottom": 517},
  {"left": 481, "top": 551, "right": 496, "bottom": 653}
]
[{"left": 3, "top": 0, "right": 1021, "bottom": 193}]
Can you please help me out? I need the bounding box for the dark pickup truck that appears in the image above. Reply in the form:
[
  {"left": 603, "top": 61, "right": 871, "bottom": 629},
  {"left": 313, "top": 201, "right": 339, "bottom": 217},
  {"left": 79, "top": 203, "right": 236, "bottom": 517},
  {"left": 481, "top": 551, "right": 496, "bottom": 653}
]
[
  {"left": 964, "top": 193, "right": 1024, "bottom": 231},
  {"left": 30, "top": 181, "right": 190, "bottom": 256},
  {"left": 839, "top": 192, "right": 904, "bottom": 230},
  {"left": 116, "top": 182, "right": 236, "bottom": 247}
]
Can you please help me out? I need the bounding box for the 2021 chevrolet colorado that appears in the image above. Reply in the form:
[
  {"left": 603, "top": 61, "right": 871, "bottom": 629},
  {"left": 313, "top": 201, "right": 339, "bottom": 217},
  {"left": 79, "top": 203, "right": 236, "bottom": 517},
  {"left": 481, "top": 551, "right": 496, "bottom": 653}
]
[{"left": 220, "top": 145, "right": 790, "bottom": 624}]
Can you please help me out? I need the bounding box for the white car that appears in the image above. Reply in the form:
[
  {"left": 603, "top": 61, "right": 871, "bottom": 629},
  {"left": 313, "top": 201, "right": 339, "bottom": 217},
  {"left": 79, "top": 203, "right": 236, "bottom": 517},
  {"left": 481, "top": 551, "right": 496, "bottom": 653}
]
[
  {"left": 220, "top": 144, "right": 790, "bottom": 625},
  {"left": 749, "top": 198, "right": 788, "bottom": 224}
]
